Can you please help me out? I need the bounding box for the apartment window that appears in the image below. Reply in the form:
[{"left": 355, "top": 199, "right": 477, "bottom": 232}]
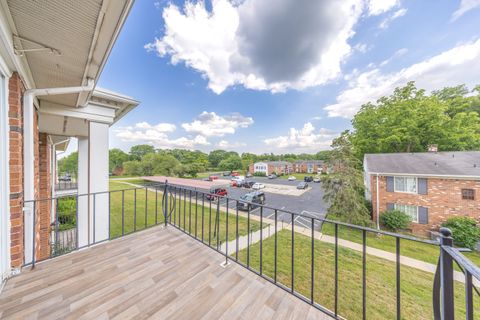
[
  {"left": 394, "top": 204, "right": 418, "bottom": 223},
  {"left": 394, "top": 176, "right": 417, "bottom": 193},
  {"left": 462, "top": 189, "right": 475, "bottom": 200}
]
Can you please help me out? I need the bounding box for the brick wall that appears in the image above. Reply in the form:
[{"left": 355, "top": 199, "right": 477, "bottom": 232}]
[
  {"left": 370, "top": 175, "right": 480, "bottom": 236},
  {"left": 8, "top": 73, "right": 24, "bottom": 268},
  {"left": 38, "top": 133, "right": 51, "bottom": 260}
]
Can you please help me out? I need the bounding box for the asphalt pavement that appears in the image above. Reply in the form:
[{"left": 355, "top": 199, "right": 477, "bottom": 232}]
[{"left": 218, "top": 176, "right": 328, "bottom": 230}]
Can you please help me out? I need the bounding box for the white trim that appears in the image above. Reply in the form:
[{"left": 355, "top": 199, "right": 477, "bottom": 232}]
[
  {"left": 0, "top": 64, "right": 10, "bottom": 283},
  {"left": 394, "top": 203, "right": 419, "bottom": 223},
  {"left": 368, "top": 172, "right": 480, "bottom": 180},
  {"left": 393, "top": 176, "right": 418, "bottom": 194}
]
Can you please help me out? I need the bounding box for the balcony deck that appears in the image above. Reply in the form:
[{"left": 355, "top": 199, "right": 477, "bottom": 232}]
[{"left": 0, "top": 226, "right": 331, "bottom": 319}]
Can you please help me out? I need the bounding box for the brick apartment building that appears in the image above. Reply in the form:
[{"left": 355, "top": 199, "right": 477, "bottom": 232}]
[
  {"left": 0, "top": 1, "right": 138, "bottom": 282},
  {"left": 249, "top": 161, "right": 293, "bottom": 175},
  {"left": 364, "top": 151, "right": 480, "bottom": 236},
  {"left": 293, "top": 160, "right": 325, "bottom": 174}
]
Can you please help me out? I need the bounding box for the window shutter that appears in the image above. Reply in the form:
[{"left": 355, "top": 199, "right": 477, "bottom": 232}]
[
  {"left": 387, "top": 203, "right": 394, "bottom": 211},
  {"left": 418, "top": 178, "right": 428, "bottom": 195},
  {"left": 386, "top": 176, "right": 394, "bottom": 192},
  {"left": 418, "top": 207, "right": 428, "bottom": 224}
]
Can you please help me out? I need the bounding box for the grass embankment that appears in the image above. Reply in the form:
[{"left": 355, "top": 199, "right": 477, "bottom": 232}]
[
  {"left": 236, "top": 230, "right": 479, "bottom": 320},
  {"left": 277, "top": 173, "right": 318, "bottom": 180},
  {"left": 321, "top": 216, "right": 480, "bottom": 267},
  {"left": 108, "top": 180, "right": 267, "bottom": 245}
]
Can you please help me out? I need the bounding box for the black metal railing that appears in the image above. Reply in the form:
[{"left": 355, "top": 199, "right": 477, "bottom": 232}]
[
  {"left": 433, "top": 227, "right": 480, "bottom": 320},
  {"left": 23, "top": 182, "right": 479, "bottom": 319}
]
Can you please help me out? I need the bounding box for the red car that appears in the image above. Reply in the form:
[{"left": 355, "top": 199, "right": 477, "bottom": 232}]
[
  {"left": 206, "top": 187, "right": 228, "bottom": 201},
  {"left": 209, "top": 175, "right": 219, "bottom": 181},
  {"left": 231, "top": 171, "right": 240, "bottom": 177}
]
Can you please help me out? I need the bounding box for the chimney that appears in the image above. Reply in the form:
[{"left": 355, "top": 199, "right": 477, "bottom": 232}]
[{"left": 428, "top": 144, "right": 438, "bottom": 152}]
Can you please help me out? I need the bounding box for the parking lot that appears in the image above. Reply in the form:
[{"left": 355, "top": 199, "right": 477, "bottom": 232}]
[{"left": 218, "top": 176, "right": 327, "bottom": 230}]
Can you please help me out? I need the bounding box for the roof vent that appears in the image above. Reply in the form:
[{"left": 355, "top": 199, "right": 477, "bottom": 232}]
[{"left": 428, "top": 144, "right": 438, "bottom": 152}]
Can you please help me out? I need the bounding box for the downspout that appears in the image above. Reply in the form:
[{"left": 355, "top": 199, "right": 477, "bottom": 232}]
[
  {"left": 376, "top": 173, "right": 380, "bottom": 230},
  {"left": 23, "top": 79, "right": 94, "bottom": 265}
]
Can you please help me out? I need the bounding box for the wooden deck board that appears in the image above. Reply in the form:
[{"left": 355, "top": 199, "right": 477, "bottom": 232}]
[{"left": 0, "top": 226, "right": 332, "bottom": 319}]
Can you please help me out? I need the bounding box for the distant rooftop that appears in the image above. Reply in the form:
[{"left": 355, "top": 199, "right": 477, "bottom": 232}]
[
  {"left": 257, "top": 161, "right": 292, "bottom": 165},
  {"left": 294, "top": 160, "right": 324, "bottom": 165},
  {"left": 364, "top": 151, "right": 480, "bottom": 177}
]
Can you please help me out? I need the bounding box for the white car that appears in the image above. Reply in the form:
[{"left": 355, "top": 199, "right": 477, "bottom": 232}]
[
  {"left": 252, "top": 182, "right": 265, "bottom": 190},
  {"left": 288, "top": 176, "right": 297, "bottom": 181}
]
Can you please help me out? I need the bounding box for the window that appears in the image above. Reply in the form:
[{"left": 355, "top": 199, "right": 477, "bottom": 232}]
[
  {"left": 462, "top": 189, "right": 475, "bottom": 200},
  {"left": 394, "top": 176, "right": 417, "bottom": 193},
  {"left": 394, "top": 204, "right": 419, "bottom": 223}
]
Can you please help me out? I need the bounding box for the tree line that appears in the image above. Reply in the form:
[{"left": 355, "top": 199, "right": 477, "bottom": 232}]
[{"left": 58, "top": 144, "right": 331, "bottom": 178}]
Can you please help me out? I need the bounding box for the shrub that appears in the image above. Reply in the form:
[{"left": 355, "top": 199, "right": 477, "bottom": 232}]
[
  {"left": 253, "top": 172, "right": 266, "bottom": 177},
  {"left": 380, "top": 210, "right": 411, "bottom": 231},
  {"left": 442, "top": 217, "right": 480, "bottom": 250}
]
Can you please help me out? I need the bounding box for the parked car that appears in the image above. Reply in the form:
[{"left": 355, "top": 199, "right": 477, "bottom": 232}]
[
  {"left": 304, "top": 176, "right": 313, "bottom": 182},
  {"left": 59, "top": 174, "right": 72, "bottom": 182},
  {"left": 206, "top": 187, "right": 228, "bottom": 201},
  {"left": 288, "top": 176, "right": 297, "bottom": 181},
  {"left": 223, "top": 171, "right": 231, "bottom": 176},
  {"left": 267, "top": 174, "right": 277, "bottom": 179},
  {"left": 297, "top": 182, "right": 308, "bottom": 189},
  {"left": 231, "top": 171, "right": 240, "bottom": 177},
  {"left": 252, "top": 182, "right": 265, "bottom": 190},
  {"left": 209, "top": 175, "right": 219, "bottom": 181},
  {"left": 246, "top": 172, "right": 252, "bottom": 178},
  {"left": 313, "top": 177, "right": 321, "bottom": 183},
  {"left": 235, "top": 180, "right": 245, "bottom": 188},
  {"left": 237, "top": 191, "right": 266, "bottom": 210},
  {"left": 243, "top": 181, "right": 256, "bottom": 188}
]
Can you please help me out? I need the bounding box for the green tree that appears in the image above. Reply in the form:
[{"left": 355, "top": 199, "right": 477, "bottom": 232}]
[
  {"left": 351, "top": 82, "right": 480, "bottom": 159},
  {"left": 321, "top": 132, "right": 371, "bottom": 225},
  {"left": 58, "top": 152, "right": 78, "bottom": 178},
  {"left": 129, "top": 144, "right": 155, "bottom": 161},
  {"left": 208, "top": 150, "right": 232, "bottom": 168},
  {"left": 218, "top": 155, "right": 243, "bottom": 171},
  {"left": 123, "top": 160, "right": 143, "bottom": 176},
  {"left": 109, "top": 148, "right": 129, "bottom": 175}
]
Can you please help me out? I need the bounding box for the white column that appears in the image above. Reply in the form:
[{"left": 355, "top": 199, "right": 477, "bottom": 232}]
[
  {"left": 76, "top": 122, "right": 110, "bottom": 248},
  {"left": 77, "top": 137, "right": 89, "bottom": 248},
  {"left": 88, "top": 122, "right": 109, "bottom": 243}
]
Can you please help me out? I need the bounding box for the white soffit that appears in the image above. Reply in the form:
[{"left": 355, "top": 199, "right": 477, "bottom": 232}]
[
  {"left": 4, "top": 0, "right": 133, "bottom": 107},
  {"left": 89, "top": 87, "right": 140, "bottom": 124}
]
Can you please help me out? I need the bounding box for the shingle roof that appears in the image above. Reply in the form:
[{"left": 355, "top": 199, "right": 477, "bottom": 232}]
[
  {"left": 264, "top": 161, "right": 291, "bottom": 165},
  {"left": 294, "top": 160, "right": 324, "bottom": 165},
  {"left": 364, "top": 151, "right": 480, "bottom": 177}
]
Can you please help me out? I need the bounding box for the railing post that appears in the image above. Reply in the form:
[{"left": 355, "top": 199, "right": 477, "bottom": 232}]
[
  {"left": 439, "top": 227, "right": 454, "bottom": 320},
  {"left": 163, "top": 182, "right": 168, "bottom": 227}
]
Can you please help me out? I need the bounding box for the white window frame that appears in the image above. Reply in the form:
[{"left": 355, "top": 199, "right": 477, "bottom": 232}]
[
  {"left": 0, "top": 63, "right": 10, "bottom": 282},
  {"left": 394, "top": 203, "right": 419, "bottom": 223},
  {"left": 394, "top": 176, "right": 418, "bottom": 194}
]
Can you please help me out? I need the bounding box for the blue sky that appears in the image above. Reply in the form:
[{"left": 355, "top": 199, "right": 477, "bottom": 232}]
[{"left": 96, "top": 0, "right": 480, "bottom": 155}]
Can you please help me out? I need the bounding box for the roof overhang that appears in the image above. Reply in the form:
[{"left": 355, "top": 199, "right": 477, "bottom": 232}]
[
  {"left": 0, "top": 0, "right": 134, "bottom": 106},
  {"left": 38, "top": 87, "right": 139, "bottom": 137}
]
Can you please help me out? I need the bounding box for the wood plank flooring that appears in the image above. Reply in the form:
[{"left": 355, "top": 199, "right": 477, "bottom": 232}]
[{"left": 0, "top": 226, "right": 332, "bottom": 319}]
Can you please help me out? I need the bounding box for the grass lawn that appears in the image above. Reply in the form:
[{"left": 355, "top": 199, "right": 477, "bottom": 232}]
[
  {"left": 108, "top": 180, "right": 267, "bottom": 246},
  {"left": 321, "top": 217, "right": 480, "bottom": 267},
  {"left": 236, "top": 230, "right": 479, "bottom": 320}
]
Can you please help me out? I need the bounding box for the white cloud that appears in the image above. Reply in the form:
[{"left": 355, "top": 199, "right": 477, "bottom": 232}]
[
  {"left": 379, "top": 47, "right": 408, "bottom": 66},
  {"left": 379, "top": 8, "right": 407, "bottom": 29},
  {"left": 217, "top": 140, "right": 247, "bottom": 149},
  {"left": 146, "top": 0, "right": 365, "bottom": 94},
  {"left": 135, "top": 121, "right": 176, "bottom": 132},
  {"left": 367, "top": 0, "right": 400, "bottom": 16},
  {"left": 264, "top": 123, "right": 336, "bottom": 151},
  {"left": 182, "top": 111, "right": 253, "bottom": 137},
  {"left": 353, "top": 43, "right": 370, "bottom": 53},
  {"left": 115, "top": 122, "right": 209, "bottom": 150},
  {"left": 325, "top": 39, "right": 480, "bottom": 118},
  {"left": 311, "top": 116, "right": 323, "bottom": 121},
  {"left": 451, "top": 0, "right": 480, "bottom": 21}
]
